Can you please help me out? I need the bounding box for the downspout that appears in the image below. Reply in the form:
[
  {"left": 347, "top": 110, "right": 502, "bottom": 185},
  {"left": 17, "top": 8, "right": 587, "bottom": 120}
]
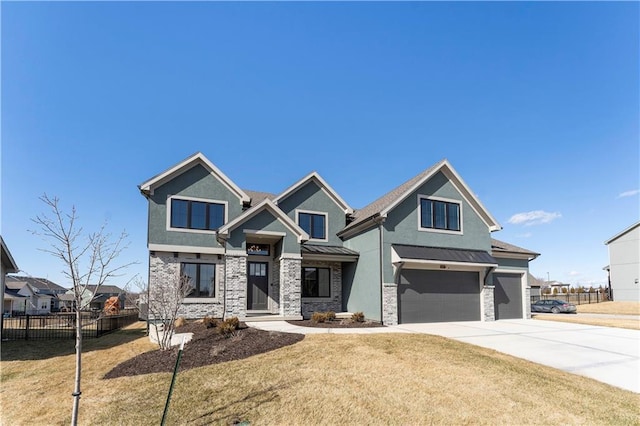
[
  {"left": 375, "top": 216, "right": 386, "bottom": 323},
  {"left": 216, "top": 234, "right": 228, "bottom": 319}
]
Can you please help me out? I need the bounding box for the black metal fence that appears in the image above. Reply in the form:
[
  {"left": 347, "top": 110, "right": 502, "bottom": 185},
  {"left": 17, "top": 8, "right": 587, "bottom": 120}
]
[
  {"left": 531, "top": 291, "right": 608, "bottom": 305},
  {"left": 1, "top": 310, "right": 139, "bottom": 341}
]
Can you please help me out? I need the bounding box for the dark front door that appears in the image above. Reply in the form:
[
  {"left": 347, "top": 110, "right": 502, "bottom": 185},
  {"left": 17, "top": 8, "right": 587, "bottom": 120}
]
[{"left": 248, "top": 262, "right": 269, "bottom": 310}]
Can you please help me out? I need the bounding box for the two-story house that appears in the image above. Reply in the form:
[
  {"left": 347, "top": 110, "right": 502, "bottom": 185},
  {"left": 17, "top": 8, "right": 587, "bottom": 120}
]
[{"left": 140, "top": 152, "right": 538, "bottom": 325}]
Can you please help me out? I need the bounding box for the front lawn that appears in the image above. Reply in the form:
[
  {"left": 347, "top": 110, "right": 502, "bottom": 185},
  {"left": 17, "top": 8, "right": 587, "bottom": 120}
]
[{"left": 1, "top": 322, "right": 639, "bottom": 425}]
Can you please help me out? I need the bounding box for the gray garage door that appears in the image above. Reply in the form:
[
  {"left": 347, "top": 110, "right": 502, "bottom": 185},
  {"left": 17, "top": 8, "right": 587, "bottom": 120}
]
[
  {"left": 398, "top": 270, "right": 480, "bottom": 323},
  {"left": 493, "top": 273, "right": 523, "bottom": 320}
]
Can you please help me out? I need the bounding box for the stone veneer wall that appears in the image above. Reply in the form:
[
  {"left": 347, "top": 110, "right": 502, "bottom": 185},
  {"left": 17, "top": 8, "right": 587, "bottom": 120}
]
[
  {"left": 271, "top": 261, "right": 281, "bottom": 314},
  {"left": 483, "top": 285, "right": 495, "bottom": 321},
  {"left": 279, "top": 257, "right": 301, "bottom": 317},
  {"left": 525, "top": 286, "right": 531, "bottom": 319},
  {"left": 382, "top": 282, "right": 398, "bottom": 325},
  {"left": 224, "top": 253, "right": 247, "bottom": 319},
  {"left": 301, "top": 261, "right": 342, "bottom": 319},
  {"left": 149, "top": 252, "right": 225, "bottom": 319}
]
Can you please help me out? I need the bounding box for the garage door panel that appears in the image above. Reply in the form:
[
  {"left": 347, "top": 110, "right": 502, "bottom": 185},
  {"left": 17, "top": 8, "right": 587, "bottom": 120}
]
[
  {"left": 493, "top": 273, "right": 523, "bottom": 320},
  {"left": 398, "top": 270, "right": 480, "bottom": 323}
]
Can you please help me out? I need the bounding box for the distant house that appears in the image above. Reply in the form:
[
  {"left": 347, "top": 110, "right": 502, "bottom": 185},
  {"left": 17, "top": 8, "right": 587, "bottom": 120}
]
[
  {"left": 605, "top": 222, "right": 640, "bottom": 302},
  {"left": 4, "top": 280, "right": 53, "bottom": 315},
  {"left": 6, "top": 276, "right": 68, "bottom": 312},
  {"left": 69, "top": 285, "right": 125, "bottom": 311},
  {"left": 1, "top": 237, "right": 19, "bottom": 319}
]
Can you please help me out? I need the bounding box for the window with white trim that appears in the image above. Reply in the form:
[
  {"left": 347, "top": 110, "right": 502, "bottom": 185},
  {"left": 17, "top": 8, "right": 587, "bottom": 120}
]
[
  {"left": 298, "top": 212, "right": 327, "bottom": 240},
  {"left": 181, "top": 263, "right": 215, "bottom": 298},
  {"left": 419, "top": 198, "right": 461, "bottom": 232},
  {"left": 302, "top": 267, "right": 331, "bottom": 298},
  {"left": 171, "top": 198, "right": 225, "bottom": 230}
]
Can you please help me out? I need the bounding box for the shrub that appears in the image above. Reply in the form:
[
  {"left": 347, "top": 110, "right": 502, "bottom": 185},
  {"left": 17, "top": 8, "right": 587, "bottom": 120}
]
[
  {"left": 311, "top": 312, "right": 327, "bottom": 323},
  {"left": 174, "top": 317, "right": 187, "bottom": 328},
  {"left": 203, "top": 316, "right": 219, "bottom": 329},
  {"left": 351, "top": 312, "right": 365, "bottom": 323},
  {"left": 325, "top": 311, "right": 336, "bottom": 321},
  {"left": 216, "top": 317, "right": 240, "bottom": 337}
]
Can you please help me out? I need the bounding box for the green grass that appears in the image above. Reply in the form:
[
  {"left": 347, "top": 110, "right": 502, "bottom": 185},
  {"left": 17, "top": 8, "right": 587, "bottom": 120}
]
[{"left": 2, "top": 323, "right": 639, "bottom": 425}]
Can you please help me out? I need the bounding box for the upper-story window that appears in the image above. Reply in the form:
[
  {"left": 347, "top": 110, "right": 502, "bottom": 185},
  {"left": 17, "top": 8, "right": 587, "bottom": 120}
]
[
  {"left": 297, "top": 210, "right": 327, "bottom": 240},
  {"left": 170, "top": 197, "right": 225, "bottom": 231},
  {"left": 419, "top": 196, "right": 461, "bottom": 232}
]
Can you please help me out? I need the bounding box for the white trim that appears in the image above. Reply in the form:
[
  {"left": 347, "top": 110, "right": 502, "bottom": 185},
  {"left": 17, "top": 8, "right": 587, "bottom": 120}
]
[
  {"left": 218, "top": 199, "right": 309, "bottom": 243},
  {"left": 605, "top": 221, "right": 640, "bottom": 245},
  {"left": 278, "top": 253, "right": 303, "bottom": 261},
  {"left": 226, "top": 250, "right": 249, "bottom": 257},
  {"left": 166, "top": 195, "right": 228, "bottom": 234},
  {"left": 417, "top": 194, "right": 464, "bottom": 235},
  {"left": 275, "top": 172, "right": 353, "bottom": 214},
  {"left": 491, "top": 251, "right": 536, "bottom": 260},
  {"left": 148, "top": 244, "right": 225, "bottom": 255},
  {"left": 380, "top": 159, "right": 501, "bottom": 232},
  {"left": 243, "top": 229, "right": 287, "bottom": 237},
  {"left": 295, "top": 209, "right": 329, "bottom": 242},
  {"left": 139, "top": 152, "right": 250, "bottom": 203}
]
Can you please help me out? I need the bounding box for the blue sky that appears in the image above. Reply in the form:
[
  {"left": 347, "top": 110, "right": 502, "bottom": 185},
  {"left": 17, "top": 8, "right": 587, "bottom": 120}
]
[{"left": 2, "top": 2, "right": 638, "bottom": 290}]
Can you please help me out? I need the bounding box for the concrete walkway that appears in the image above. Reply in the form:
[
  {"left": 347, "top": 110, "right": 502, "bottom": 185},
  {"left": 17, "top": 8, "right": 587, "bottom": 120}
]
[{"left": 247, "top": 319, "right": 640, "bottom": 393}]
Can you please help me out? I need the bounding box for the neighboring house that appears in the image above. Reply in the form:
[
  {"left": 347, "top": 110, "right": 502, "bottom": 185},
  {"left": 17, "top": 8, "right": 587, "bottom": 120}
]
[
  {"left": 527, "top": 273, "right": 546, "bottom": 298},
  {"left": 4, "top": 280, "right": 52, "bottom": 315},
  {"left": 73, "top": 285, "right": 125, "bottom": 311},
  {"left": 1, "top": 237, "right": 19, "bottom": 320},
  {"left": 140, "top": 152, "right": 539, "bottom": 325},
  {"left": 605, "top": 222, "right": 640, "bottom": 302},
  {"left": 6, "top": 276, "right": 68, "bottom": 312}
]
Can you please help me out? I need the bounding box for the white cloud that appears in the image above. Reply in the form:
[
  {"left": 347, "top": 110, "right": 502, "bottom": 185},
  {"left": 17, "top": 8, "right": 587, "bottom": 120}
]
[
  {"left": 617, "top": 189, "right": 640, "bottom": 198},
  {"left": 508, "top": 210, "right": 562, "bottom": 226}
]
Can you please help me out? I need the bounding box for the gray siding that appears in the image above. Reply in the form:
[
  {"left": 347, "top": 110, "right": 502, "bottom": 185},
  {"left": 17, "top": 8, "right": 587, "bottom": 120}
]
[
  {"left": 381, "top": 171, "right": 492, "bottom": 282},
  {"left": 342, "top": 228, "right": 381, "bottom": 321},
  {"left": 148, "top": 164, "right": 244, "bottom": 248},
  {"left": 226, "top": 210, "right": 301, "bottom": 254},
  {"left": 277, "top": 181, "right": 346, "bottom": 246}
]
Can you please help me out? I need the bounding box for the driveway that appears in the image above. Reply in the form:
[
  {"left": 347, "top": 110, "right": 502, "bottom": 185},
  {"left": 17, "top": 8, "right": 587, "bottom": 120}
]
[{"left": 392, "top": 319, "right": 640, "bottom": 393}]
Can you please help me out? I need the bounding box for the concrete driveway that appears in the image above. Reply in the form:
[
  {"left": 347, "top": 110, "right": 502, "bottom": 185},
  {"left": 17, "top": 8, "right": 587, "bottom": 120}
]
[{"left": 391, "top": 319, "right": 640, "bottom": 393}]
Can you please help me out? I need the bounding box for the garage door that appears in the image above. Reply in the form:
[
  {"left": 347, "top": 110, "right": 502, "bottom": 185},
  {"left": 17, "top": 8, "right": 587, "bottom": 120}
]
[
  {"left": 493, "top": 273, "right": 523, "bottom": 320},
  {"left": 398, "top": 270, "right": 480, "bottom": 323}
]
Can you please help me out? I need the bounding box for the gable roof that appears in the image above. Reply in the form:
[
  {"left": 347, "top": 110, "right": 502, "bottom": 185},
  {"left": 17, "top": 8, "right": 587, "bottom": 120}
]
[
  {"left": 84, "top": 285, "right": 125, "bottom": 294},
  {"left": 605, "top": 221, "right": 640, "bottom": 245},
  {"left": 138, "top": 152, "right": 250, "bottom": 204},
  {"left": 244, "top": 189, "right": 276, "bottom": 206},
  {"left": 275, "top": 171, "right": 353, "bottom": 214},
  {"left": 339, "top": 159, "right": 501, "bottom": 236},
  {"left": 6, "top": 276, "right": 67, "bottom": 292},
  {"left": 1, "top": 236, "right": 18, "bottom": 273},
  {"left": 217, "top": 199, "right": 309, "bottom": 243},
  {"left": 491, "top": 238, "right": 540, "bottom": 260}
]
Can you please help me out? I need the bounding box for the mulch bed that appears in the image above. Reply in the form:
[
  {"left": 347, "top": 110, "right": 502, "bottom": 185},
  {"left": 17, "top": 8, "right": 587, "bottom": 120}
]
[
  {"left": 286, "top": 319, "right": 384, "bottom": 328},
  {"left": 104, "top": 322, "right": 304, "bottom": 379}
]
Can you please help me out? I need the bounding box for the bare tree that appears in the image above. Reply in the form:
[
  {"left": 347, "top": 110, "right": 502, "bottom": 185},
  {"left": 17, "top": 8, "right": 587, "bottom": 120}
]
[
  {"left": 31, "top": 194, "right": 134, "bottom": 426},
  {"left": 147, "top": 273, "right": 191, "bottom": 350}
]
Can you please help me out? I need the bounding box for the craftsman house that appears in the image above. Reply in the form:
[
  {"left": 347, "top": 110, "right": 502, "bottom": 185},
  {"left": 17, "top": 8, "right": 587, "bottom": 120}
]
[{"left": 140, "top": 152, "right": 538, "bottom": 325}]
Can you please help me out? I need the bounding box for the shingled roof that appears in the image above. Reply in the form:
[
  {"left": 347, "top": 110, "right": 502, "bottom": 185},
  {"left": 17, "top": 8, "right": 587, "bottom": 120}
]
[
  {"left": 243, "top": 189, "right": 276, "bottom": 206},
  {"left": 491, "top": 239, "right": 540, "bottom": 259},
  {"left": 6, "top": 275, "right": 67, "bottom": 292}
]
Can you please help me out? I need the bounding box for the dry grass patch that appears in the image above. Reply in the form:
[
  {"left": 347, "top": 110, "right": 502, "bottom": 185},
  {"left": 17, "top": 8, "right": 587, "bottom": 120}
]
[
  {"left": 3, "top": 325, "right": 640, "bottom": 425},
  {"left": 576, "top": 301, "right": 640, "bottom": 315},
  {"left": 534, "top": 314, "right": 640, "bottom": 330}
]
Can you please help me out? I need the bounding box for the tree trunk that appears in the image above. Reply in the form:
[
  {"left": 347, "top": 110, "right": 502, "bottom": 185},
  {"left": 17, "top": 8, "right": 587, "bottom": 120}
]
[{"left": 71, "top": 309, "right": 82, "bottom": 425}]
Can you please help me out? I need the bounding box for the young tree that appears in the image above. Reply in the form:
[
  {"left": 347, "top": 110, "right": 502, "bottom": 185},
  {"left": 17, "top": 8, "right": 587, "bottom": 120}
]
[
  {"left": 147, "top": 273, "right": 192, "bottom": 350},
  {"left": 31, "top": 194, "right": 134, "bottom": 426}
]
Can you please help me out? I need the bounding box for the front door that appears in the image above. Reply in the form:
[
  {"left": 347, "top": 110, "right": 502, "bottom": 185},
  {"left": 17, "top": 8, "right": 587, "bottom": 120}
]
[{"left": 248, "top": 261, "right": 269, "bottom": 310}]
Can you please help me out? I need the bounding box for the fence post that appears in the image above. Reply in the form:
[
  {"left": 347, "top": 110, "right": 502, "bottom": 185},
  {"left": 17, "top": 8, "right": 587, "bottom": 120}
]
[{"left": 25, "top": 315, "right": 30, "bottom": 340}]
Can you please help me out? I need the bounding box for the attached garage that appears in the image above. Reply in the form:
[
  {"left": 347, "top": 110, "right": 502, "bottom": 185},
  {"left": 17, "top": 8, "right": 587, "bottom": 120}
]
[
  {"left": 398, "top": 269, "right": 481, "bottom": 323},
  {"left": 493, "top": 273, "right": 523, "bottom": 320}
]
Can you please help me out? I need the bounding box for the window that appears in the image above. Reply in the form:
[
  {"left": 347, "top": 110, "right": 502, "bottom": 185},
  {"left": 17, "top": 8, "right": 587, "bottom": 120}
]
[
  {"left": 181, "top": 263, "right": 215, "bottom": 298},
  {"left": 302, "top": 267, "right": 331, "bottom": 298},
  {"left": 171, "top": 198, "right": 225, "bottom": 230},
  {"left": 420, "top": 198, "right": 461, "bottom": 232},
  {"left": 298, "top": 212, "right": 327, "bottom": 240}
]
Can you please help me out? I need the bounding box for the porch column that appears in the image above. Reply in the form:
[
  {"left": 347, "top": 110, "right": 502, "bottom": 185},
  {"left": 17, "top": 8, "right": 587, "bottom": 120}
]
[
  {"left": 382, "top": 283, "right": 398, "bottom": 326},
  {"left": 279, "top": 255, "right": 302, "bottom": 318},
  {"left": 225, "top": 252, "right": 247, "bottom": 319}
]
